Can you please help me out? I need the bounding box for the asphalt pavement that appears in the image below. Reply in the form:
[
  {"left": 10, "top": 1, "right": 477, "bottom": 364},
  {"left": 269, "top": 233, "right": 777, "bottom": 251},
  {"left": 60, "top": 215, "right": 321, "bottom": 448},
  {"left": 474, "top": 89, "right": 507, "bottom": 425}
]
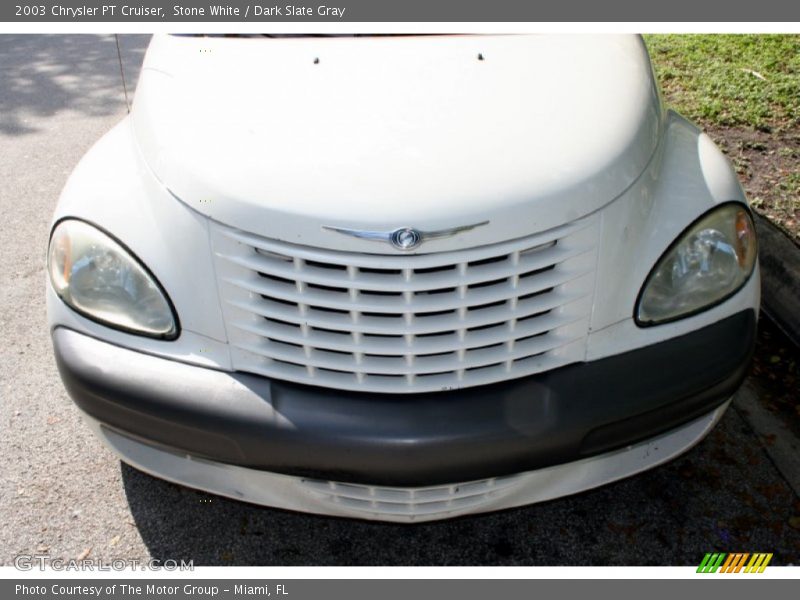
[{"left": 1, "top": 34, "right": 799, "bottom": 567}]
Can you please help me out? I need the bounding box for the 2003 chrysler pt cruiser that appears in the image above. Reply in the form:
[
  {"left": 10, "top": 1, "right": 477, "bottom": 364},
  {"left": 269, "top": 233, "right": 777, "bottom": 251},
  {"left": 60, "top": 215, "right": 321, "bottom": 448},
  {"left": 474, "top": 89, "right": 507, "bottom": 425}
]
[{"left": 48, "top": 34, "right": 759, "bottom": 522}]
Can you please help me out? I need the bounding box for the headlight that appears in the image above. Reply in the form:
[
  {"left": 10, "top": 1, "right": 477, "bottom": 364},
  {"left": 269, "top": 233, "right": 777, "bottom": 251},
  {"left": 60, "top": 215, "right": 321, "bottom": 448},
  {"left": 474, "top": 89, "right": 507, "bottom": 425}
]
[
  {"left": 636, "top": 203, "right": 757, "bottom": 326},
  {"left": 48, "top": 219, "right": 178, "bottom": 338}
]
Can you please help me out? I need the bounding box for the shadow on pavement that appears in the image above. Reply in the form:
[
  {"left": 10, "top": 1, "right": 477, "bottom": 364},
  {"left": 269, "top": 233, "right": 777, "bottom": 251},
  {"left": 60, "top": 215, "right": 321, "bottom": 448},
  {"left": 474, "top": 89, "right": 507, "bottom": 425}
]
[
  {"left": 121, "top": 409, "right": 800, "bottom": 565},
  {"left": 0, "top": 34, "right": 150, "bottom": 136}
]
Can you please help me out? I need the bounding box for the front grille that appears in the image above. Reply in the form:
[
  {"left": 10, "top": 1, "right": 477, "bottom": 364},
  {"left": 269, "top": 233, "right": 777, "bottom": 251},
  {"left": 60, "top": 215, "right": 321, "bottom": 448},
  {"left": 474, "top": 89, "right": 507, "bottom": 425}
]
[
  {"left": 211, "top": 217, "right": 598, "bottom": 393},
  {"left": 299, "top": 475, "right": 523, "bottom": 520}
]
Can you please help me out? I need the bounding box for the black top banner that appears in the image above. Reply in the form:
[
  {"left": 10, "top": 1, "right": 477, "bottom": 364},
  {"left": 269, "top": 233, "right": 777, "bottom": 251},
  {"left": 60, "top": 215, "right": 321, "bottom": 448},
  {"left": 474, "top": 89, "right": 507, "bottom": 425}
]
[{"left": 4, "top": 0, "right": 800, "bottom": 22}]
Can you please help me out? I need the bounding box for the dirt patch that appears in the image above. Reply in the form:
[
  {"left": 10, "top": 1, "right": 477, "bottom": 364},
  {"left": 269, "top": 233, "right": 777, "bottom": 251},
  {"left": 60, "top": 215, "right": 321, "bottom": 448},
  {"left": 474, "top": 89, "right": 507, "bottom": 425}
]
[{"left": 704, "top": 125, "right": 800, "bottom": 243}]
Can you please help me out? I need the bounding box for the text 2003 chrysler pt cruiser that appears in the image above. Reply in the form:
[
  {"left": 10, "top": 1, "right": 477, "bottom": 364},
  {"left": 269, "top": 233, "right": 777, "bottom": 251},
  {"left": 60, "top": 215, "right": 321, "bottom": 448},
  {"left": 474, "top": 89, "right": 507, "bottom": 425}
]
[{"left": 48, "top": 34, "right": 759, "bottom": 522}]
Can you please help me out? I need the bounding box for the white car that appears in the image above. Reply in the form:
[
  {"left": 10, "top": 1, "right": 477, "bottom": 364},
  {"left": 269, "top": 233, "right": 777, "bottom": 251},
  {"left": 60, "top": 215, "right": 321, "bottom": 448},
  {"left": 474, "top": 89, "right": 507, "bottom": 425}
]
[{"left": 47, "top": 34, "right": 759, "bottom": 522}]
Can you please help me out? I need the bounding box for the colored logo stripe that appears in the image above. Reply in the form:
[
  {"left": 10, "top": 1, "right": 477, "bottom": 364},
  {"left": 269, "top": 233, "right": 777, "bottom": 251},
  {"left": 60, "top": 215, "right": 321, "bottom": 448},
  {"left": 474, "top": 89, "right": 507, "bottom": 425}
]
[
  {"left": 697, "top": 553, "right": 726, "bottom": 573},
  {"left": 745, "top": 553, "right": 773, "bottom": 573},
  {"left": 720, "top": 553, "right": 749, "bottom": 573},
  {"left": 697, "top": 553, "right": 773, "bottom": 573}
]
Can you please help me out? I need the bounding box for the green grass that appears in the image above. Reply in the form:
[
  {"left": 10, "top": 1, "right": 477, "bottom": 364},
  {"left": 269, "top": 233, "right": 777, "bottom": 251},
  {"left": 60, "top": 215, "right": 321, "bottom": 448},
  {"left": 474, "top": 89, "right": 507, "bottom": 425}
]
[
  {"left": 644, "top": 35, "right": 800, "bottom": 131},
  {"left": 780, "top": 171, "right": 800, "bottom": 195}
]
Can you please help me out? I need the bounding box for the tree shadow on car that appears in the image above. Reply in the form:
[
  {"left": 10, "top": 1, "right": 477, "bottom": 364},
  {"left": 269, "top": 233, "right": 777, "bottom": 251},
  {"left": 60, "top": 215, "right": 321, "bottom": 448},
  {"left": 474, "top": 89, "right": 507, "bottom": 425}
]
[{"left": 120, "top": 409, "right": 800, "bottom": 566}]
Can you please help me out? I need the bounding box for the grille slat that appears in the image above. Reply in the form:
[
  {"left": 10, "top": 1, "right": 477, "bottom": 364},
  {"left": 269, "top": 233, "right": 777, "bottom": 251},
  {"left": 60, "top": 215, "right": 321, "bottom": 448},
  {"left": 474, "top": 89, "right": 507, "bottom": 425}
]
[
  {"left": 219, "top": 242, "right": 582, "bottom": 293},
  {"left": 232, "top": 352, "right": 568, "bottom": 392},
  {"left": 222, "top": 219, "right": 592, "bottom": 270},
  {"left": 212, "top": 217, "right": 598, "bottom": 393},
  {"left": 228, "top": 306, "right": 583, "bottom": 356},
  {"left": 233, "top": 330, "right": 578, "bottom": 376},
  {"left": 226, "top": 287, "right": 580, "bottom": 336},
  {"left": 221, "top": 258, "right": 590, "bottom": 314}
]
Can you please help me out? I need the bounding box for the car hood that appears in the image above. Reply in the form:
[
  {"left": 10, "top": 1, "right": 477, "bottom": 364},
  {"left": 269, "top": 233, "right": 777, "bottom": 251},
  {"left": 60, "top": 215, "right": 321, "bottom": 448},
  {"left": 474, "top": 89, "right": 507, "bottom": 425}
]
[{"left": 131, "top": 34, "right": 663, "bottom": 251}]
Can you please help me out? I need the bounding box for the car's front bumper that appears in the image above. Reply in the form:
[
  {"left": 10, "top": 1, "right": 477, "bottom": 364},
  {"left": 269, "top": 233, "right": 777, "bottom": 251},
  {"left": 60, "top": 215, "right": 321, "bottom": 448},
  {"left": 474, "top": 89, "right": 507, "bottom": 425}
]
[{"left": 53, "top": 309, "right": 755, "bottom": 520}]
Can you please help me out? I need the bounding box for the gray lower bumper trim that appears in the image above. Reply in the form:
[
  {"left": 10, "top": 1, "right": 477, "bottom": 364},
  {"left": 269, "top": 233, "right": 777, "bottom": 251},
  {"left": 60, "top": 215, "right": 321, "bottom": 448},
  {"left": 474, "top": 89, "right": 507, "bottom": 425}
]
[{"left": 52, "top": 310, "right": 755, "bottom": 487}]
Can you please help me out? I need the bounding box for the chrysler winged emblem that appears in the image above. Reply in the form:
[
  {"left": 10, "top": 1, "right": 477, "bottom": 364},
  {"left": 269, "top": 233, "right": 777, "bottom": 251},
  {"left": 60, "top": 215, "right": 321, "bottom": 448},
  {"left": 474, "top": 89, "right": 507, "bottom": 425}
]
[{"left": 323, "top": 221, "right": 489, "bottom": 251}]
